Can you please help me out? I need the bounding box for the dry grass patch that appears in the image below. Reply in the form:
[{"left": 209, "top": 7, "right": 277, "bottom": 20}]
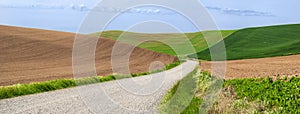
[{"left": 207, "top": 86, "right": 269, "bottom": 114}]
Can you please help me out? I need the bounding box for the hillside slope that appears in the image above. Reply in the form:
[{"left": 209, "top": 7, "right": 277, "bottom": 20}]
[
  {"left": 196, "top": 24, "right": 300, "bottom": 60},
  {"left": 0, "top": 25, "right": 176, "bottom": 86},
  {"left": 91, "top": 30, "right": 236, "bottom": 56}
]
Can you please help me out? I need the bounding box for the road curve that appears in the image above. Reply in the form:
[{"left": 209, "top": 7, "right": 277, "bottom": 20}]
[{"left": 0, "top": 60, "right": 198, "bottom": 114}]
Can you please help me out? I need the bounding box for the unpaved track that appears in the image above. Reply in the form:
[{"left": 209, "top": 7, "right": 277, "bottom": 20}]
[
  {"left": 0, "top": 25, "right": 176, "bottom": 86},
  {"left": 201, "top": 54, "right": 300, "bottom": 79},
  {"left": 0, "top": 60, "right": 198, "bottom": 114}
]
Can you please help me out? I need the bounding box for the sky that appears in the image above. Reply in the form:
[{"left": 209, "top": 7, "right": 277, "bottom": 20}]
[{"left": 0, "top": 0, "right": 299, "bottom": 33}]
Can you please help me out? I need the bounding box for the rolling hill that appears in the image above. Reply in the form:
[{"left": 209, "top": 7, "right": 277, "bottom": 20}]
[
  {"left": 91, "top": 30, "right": 236, "bottom": 56},
  {"left": 196, "top": 24, "right": 300, "bottom": 60},
  {"left": 0, "top": 25, "right": 176, "bottom": 86}
]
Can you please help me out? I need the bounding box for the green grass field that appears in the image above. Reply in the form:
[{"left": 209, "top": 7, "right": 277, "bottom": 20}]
[
  {"left": 196, "top": 24, "right": 300, "bottom": 60},
  {"left": 160, "top": 72, "right": 300, "bottom": 113},
  {"left": 92, "top": 24, "right": 300, "bottom": 60},
  {"left": 91, "top": 30, "right": 236, "bottom": 56}
]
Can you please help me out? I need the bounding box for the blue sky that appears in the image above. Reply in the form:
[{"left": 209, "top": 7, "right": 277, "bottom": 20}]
[{"left": 0, "top": 0, "right": 299, "bottom": 33}]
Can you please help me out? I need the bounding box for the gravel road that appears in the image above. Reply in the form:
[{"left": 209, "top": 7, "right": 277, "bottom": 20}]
[{"left": 0, "top": 60, "right": 198, "bottom": 114}]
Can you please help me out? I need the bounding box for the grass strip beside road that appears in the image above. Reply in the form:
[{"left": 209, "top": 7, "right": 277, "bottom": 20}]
[
  {"left": 0, "top": 61, "right": 182, "bottom": 100},
  {"left": 159, "top": 70, "right": 211, "bottom": 113},
  {"left": 0, "top": 76, "right": 115, "bottom": 100},
  {"left": 159, "top": 67, "right": 203, "bottom": 113}
]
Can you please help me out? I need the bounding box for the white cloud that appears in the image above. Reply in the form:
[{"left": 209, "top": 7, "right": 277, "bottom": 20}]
[
  {"left": 206, "top": 6, "right": 275, "bottom": 17},
  {"left": 0, "top": 3, "right": 171, "bottom": 15}
]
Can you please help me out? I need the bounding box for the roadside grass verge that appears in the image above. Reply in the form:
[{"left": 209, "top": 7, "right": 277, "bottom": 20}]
[
  {"left": 159, "top": 67, "right": 204, "bottom": 113},
  {"left": 0, "top": 61, "right": 182, "bottom": 100},
  {"left": 130, "top": 61, "right": 181, "bottom": 77},
  {"left": 0, "top": 76, "right": 115, "bottom": 100},
  {"left": 160, "top": 71, "right": 300, "bottom": 113}
]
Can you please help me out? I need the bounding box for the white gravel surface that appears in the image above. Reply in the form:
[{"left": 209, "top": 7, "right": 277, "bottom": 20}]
[{"left": 0, "top": 60, "right": 198, "bottom": 114}]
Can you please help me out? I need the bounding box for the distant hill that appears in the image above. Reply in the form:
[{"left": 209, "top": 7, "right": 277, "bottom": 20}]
[
  {"left": 91, "top": 30, "right": 236, "bottom": 56},
  {"left": 196, "top": 24, "right": 300, "bottom": 60}
]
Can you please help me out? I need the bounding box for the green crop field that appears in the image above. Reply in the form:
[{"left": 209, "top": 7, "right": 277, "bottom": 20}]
[
  {"left": 91, "top": 30, "right": 236, "bottom": 56},
  {"left": 160, "top": 72, "right": 300, "bottom": 113},
  {"left": 93, "top": 24, "right": 300, "bottom": 60},
  {"left": 224, "top": 77, "right": 300, "bottom": 113},
  {"left": 196, "top": 24, "right": 300, "bottom": 60}
]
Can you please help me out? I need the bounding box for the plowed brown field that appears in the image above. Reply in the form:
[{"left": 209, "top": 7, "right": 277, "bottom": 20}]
[
  {"left": 201, "top": 54, "right": 300, "bottom": 79},
  {"left": 0, "top": 25, "right": 176, "bottom": 86}
]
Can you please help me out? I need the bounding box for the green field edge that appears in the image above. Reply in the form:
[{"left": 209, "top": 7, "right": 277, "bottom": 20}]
[{"left": 0, "top": 61, "right": 183, "bottom": 100}]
